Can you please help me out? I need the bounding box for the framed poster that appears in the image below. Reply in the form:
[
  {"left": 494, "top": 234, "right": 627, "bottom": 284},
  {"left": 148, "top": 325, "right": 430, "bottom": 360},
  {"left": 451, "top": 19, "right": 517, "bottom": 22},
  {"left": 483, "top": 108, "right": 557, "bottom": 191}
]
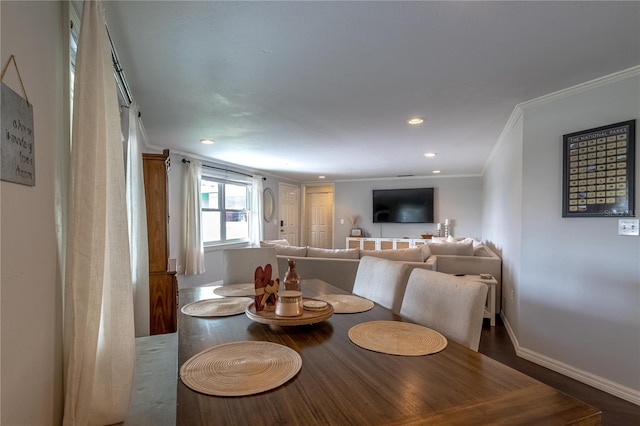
[{"left": 562, "top": 120, "right": 635, "bottom": 218}]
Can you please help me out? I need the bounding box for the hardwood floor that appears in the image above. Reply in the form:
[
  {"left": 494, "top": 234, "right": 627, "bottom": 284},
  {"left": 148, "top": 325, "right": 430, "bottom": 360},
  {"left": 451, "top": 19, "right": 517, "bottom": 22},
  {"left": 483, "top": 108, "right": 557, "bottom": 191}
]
[{"left": 479, "top": 317, "right": 640, "bottom": 426}]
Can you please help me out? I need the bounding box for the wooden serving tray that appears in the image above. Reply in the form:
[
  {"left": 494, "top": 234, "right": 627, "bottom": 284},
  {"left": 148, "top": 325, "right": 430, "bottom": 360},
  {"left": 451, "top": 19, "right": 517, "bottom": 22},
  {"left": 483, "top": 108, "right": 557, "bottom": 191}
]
[{"left": 245, "top": 298, "right": 334, "bottom": 326}]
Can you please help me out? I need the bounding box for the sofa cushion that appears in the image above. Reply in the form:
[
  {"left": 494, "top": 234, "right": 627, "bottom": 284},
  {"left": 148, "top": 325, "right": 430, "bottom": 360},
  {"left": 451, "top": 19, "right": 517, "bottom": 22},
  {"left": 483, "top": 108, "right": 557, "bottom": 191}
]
[
  {"left": 260, "top": 239, "right": 290, "bottom": 247},
  {"left": 273, "top": 244, "right": 307, "bottom": 256},
  {"left": 307, "top": 247, "right": 360, "bottom": 259},
  {"left": 360, "top": 247, "right": 424, "bottom": 262},
  {"left": 427, "top": 241, "right": 474, "bottom": 256}
]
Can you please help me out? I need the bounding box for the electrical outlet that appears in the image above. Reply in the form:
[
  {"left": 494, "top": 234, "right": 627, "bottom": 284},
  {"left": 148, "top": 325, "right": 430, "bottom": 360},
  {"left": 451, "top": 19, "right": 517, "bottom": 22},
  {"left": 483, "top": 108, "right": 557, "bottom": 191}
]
[
  {"left": 510, "top": 289, "right": 514, "bottom": 301},
  {"left": 618, "top": 219, "right": 639, "bottom": 236}
]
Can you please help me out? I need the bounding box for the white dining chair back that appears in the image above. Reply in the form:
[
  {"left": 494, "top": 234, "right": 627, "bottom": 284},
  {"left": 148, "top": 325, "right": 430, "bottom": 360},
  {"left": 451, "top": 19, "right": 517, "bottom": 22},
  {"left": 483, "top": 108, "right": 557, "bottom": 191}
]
[
  {"left": 400, "top": 269, "right": 488, "bottom": 351},
  {"left": 222, "top": 247, "right": 279, "bottom": 285},
  {"left": 352, "top": 256, "right": 411, "bottom": 314}
]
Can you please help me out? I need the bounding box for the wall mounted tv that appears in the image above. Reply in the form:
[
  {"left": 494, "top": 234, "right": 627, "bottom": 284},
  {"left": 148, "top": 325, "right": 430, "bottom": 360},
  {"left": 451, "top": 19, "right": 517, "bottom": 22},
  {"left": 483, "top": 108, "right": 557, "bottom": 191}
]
[{"left": 372, "top": 188, "right": 434, "bottom": 223}]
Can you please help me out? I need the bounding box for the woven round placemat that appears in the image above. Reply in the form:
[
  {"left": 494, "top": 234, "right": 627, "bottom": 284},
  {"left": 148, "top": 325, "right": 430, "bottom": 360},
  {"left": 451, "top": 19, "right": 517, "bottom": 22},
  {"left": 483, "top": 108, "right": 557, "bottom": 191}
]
[
  {"left": 213, "top": 283, "right": 256, "bottom": 297},
  {"left": 181, "top": 297, "right": 253, "bottom": 317},
  {"left": 314, "top": 294, "right": 374, "bottom": 313},
  {"left": 348, "top": 321, "right": 447, "bottom": 356},
  {"left": 179, "top": 341, "right": 302, "bottom": 396}
]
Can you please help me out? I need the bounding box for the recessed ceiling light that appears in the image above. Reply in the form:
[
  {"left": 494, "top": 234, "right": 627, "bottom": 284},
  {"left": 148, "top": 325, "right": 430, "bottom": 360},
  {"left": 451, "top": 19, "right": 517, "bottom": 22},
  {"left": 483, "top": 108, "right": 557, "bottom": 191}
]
[
  {"left": 432, "top": 170, "right": 441, "bottom": 174},
  {"left": 407, "top": 117, "right": 424, "bottom": 125},
  {"left": 200, "top": 138, "right": 215, "bottom": 145},
  {"left": 424, "top": 152, "right": 437, "bottom": 158},
  {"left": 318, "top": 175, "right": 326, "bottom": 179}
]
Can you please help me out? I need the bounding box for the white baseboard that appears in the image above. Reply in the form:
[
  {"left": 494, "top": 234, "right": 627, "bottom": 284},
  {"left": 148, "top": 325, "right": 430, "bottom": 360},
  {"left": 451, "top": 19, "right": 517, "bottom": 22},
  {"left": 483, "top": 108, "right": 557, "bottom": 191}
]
[{"left": 500, "top": 313, "right": 640, "bottom": 406}]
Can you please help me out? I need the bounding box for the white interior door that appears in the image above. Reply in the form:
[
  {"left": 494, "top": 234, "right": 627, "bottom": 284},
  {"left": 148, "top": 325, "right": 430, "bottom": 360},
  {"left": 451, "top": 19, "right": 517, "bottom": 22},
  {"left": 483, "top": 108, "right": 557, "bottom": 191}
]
[
  {"left": 278, "top": 183, "right": 299, "bottom": 245},
  {"left": 306, "top": 192, "right": 333, "bottom": 248}
]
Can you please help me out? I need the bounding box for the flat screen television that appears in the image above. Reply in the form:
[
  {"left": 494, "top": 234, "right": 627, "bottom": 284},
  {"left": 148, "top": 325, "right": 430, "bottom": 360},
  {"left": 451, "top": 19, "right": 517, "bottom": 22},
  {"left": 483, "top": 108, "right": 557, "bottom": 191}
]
[{"left": 372, "top": 188, "right": 434, "bottom": 223}]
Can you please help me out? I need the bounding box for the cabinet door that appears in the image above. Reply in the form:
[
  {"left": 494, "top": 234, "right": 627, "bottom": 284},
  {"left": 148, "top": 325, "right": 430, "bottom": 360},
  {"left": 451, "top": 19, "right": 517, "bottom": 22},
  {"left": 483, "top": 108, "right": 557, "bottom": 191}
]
[
  {"left": 143, "top": 152, "right": 169, "bottom": 273},
  {"left": 150, "top": 272, "right": 177, "bottom": 335},
  {"left": 380, "top": 240, "right": 394, "bottom": 250},
  {"left": 347, "top": 238, "right": 361, "bottom": 249},
  {"left": 362, "top": 240, "right": 376, "bottom": 250},
  {"left": 396, "top": 240, "right": 411, "bottom": 249}
]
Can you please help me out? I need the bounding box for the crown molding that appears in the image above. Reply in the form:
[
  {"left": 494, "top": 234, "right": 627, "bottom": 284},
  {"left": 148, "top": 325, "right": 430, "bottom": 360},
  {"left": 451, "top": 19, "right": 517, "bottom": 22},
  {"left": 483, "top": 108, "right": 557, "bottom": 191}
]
[
  {"left": 484, "top": 65, "right": 640, "bottom": 175},
  {"left": 519, "top": 65, "right": 640, "bottom": 110}
]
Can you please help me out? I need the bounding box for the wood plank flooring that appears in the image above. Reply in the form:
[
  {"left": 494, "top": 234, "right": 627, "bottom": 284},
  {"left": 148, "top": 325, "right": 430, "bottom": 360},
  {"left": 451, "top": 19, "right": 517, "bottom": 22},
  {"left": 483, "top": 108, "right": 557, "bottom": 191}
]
[{"left": 479, "top": 317, "right": 640, "bottom": 426}]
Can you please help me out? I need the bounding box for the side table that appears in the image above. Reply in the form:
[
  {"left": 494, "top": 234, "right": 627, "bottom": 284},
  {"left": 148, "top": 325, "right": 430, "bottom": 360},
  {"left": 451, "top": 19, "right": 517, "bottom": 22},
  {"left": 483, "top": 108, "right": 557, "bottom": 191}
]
[{"left": 464, "top": 274, "right": 497, "bottom": 326}]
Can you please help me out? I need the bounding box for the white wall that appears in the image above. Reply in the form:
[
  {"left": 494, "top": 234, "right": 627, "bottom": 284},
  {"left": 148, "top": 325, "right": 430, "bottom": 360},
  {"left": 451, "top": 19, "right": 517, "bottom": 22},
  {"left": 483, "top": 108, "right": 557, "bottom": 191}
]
[
  {"left": 333, "top": 176, "right": 483, "bottom": 248},
  {"left": 485, "top": 68, "right": 640, "bottom": 403},
  {"left": 483, "top": 113, "right": 524, "bottom": 332},
  {"left": 1, "top": 1, "right": 66, "bottom": 424}
]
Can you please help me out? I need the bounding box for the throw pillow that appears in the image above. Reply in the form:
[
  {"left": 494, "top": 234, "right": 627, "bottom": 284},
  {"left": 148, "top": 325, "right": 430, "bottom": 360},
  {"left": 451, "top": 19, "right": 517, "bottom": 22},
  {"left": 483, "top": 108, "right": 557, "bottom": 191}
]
[
  {"left": 473, "top": 244, "right": 492, "bottom": 257},
  {"left": 430, "top": 237, "right": 447, "bottom": 244},
  {"left": 306, "top": 247, "right": 360, "bottom": 259},
  {"left": 460, "top": 237, "right": 484, "bottom": 248},
  {"left": 418, "top": 243, "right": 431, "bottom": 260}
]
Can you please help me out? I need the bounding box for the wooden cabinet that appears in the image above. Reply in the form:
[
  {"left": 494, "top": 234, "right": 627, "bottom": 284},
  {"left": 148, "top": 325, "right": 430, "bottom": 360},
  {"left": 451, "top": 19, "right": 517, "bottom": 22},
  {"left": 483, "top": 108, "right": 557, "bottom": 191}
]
[
  {"left": 149, "top": 271, "right": 177, "bottom": 335},
  {"left": 143, "top": 149, "right": 177, "bottom": 335}
]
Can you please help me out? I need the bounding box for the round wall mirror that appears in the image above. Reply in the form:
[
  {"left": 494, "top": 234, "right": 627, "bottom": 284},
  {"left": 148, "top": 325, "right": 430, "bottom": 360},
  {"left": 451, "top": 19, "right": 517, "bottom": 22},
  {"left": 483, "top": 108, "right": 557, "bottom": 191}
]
[{"left": 263, "top": 188, "right": 275, "bottom": 222}]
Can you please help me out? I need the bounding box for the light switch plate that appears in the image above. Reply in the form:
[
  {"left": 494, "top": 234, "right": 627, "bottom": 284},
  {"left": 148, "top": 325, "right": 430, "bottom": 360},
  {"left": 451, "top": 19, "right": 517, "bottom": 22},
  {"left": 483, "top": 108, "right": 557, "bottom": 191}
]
[{"left": 618, "top": 219, "right": 639, "bottom": 236}]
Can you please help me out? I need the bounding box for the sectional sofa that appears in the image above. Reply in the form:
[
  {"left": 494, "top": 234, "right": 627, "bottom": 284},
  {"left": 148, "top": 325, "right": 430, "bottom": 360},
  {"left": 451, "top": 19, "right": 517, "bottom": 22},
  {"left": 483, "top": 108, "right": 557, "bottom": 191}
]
[
  {"left": 260, "top": 241, "right": 435, "bottom": 293},
  {"left": 426, "top": 237, "right": 502, "bottom": 310},
  {"left": 260, "top": 238, "right": 502, "bottom": 311}
]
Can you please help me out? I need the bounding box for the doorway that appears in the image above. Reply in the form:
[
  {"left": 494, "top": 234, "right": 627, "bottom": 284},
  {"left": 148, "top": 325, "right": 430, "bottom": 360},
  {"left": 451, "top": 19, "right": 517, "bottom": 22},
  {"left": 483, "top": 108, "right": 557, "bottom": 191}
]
[
  {"left": 304, "top": 185, "right": 334, "bottom": 248},
  {"left": 278, "top": 183, "right": 300, "bottom": 245}
]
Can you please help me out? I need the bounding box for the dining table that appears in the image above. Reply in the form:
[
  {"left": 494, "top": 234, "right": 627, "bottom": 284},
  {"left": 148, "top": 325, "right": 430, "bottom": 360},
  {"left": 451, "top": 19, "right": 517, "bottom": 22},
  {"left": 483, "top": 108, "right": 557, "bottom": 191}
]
[{"left": 177, "top": 279, "right": 601, "bottom": 425}]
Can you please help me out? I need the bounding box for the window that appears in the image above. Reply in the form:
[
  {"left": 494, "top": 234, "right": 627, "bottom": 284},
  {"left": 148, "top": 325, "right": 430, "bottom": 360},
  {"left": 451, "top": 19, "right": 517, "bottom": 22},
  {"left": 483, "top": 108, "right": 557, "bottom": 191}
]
[
  {"left": 69, "top": 4, "right": 81, "bottom": 137},
  {"left": 201, "top": 177, "right": 252, "bottom": 245}
]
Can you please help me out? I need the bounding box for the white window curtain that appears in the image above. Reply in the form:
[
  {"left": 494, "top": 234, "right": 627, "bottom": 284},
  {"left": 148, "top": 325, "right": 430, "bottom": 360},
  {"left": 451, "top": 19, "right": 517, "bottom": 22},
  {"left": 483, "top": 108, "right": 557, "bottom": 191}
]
[
  {"left": 63, "top": 1, "right": 135, "bottom": 425},
  {"left": 251, "top": 175, "right": 264, "bottom": 245},
  {"left": 184, "top": 160, "right": 205, "bottom": 275},
  {"left": 125, "top": 102, "right": 150, "bottom": 337}
]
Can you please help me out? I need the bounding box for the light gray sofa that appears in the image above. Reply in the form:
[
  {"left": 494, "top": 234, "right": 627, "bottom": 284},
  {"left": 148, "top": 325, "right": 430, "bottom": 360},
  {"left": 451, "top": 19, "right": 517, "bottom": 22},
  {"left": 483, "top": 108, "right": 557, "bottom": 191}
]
[
  {"left": 424, "top": 238, "right": 502, "bottom": 310},
  {"left": 262, "top": 238, "right": 502, "bottom": 310},
  {"left": 261, "top": 242, "right": 435, "bottom": 293}
]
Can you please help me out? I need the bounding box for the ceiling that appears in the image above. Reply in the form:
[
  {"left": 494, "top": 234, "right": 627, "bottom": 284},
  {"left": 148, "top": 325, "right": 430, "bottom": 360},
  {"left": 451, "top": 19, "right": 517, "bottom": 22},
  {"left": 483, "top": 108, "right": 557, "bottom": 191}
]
[{"left": 102, "top": 1, "right": 640, "bottom": 182}]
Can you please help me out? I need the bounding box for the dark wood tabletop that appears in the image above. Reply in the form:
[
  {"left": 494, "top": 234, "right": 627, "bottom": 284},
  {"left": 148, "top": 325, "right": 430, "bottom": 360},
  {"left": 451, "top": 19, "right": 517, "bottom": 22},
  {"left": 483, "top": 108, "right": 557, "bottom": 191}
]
[{"left": 177, "top": 279, "right": 600, "bottom": 425}]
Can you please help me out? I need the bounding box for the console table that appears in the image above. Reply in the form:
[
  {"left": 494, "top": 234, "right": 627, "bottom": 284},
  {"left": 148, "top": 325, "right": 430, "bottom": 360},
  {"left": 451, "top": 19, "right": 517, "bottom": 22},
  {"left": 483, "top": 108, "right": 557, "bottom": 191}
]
[{"left": 346, "top": 236, "right": 429, "bottom": 250}]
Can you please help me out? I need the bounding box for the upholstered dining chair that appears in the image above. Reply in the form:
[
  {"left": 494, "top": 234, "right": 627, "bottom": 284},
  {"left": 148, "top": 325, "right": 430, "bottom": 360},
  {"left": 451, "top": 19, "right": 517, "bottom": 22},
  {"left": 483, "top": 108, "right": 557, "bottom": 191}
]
[
  {"left": 352, "top": 256, "right": 411, "bottom": 314},
  {"left": 222, "top": 247, "right": 279, "bottom": 285},
  {"left": 400, "top": 269, "right": 488, "bottom": 351}
]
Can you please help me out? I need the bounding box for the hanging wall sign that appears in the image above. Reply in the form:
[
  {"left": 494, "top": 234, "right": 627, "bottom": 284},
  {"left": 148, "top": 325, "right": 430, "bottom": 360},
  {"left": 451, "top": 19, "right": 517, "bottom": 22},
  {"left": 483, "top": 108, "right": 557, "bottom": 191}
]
[
  {"left": 562, "top": 120, "right": 635, "bottom": 218},
  {"left": 1, "top": 82, "right": 35, "bottom": 186}
]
